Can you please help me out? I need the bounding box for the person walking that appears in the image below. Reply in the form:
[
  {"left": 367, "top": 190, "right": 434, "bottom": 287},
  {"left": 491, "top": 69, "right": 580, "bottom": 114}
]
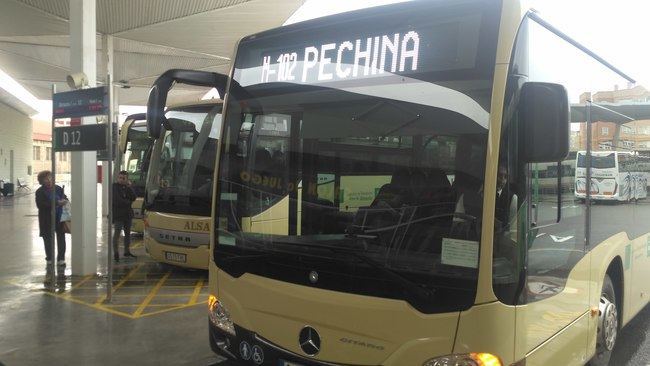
[
  {"left": 113, "top": 170, "right": 137, "bottom": 261},
  {"left": 35, "top": 170, "right": 68, "bottom": 266}
]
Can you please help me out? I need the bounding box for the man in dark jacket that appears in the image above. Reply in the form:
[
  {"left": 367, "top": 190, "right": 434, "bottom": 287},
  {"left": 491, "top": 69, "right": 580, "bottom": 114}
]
[
  {"left": 35, "top": 170, "right": 68, "bottom": 265},
  {"left": 113, "top": 171, "right": 137, "bottom": 261}
]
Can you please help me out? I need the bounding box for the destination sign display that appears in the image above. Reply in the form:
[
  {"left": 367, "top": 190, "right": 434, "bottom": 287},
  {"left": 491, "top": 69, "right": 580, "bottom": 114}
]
[
  {"left": 53, "top": 124, "right": 107, "bottom": 152},
  {"left": 259, "top": 30, "right": 421, "bottom": 84},
  {"left": 52, "top": 86, "right": 109, "bottom": 119},
  {"left": 234, "top": 2, "right": 491, "bottom": 88}
]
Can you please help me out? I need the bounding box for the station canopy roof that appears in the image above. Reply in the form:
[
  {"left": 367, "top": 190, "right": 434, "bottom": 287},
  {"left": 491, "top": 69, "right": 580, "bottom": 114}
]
[
  {"left": 571, "top": 102, "right": 650, "bottom": 124},
  {"left": 0, "top": 0, "right": 305, "bottom": 109}
]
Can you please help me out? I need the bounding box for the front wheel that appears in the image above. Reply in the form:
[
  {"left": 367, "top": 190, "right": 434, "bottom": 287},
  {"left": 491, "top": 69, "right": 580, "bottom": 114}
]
[{"left": 589, "top": 274, "right": 618, "bottom": 366}]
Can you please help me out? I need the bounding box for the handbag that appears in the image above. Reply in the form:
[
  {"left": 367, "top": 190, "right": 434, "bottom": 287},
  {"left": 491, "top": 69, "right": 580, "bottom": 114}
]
[
  {"left": 62, "top": 221, "right": 71, "bottom": 234},
  {"left": 61, "top": 201, "right": 71, "bottom": 233}
]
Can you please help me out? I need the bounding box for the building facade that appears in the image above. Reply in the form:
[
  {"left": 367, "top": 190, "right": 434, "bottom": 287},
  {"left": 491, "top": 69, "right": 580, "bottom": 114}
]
[
  {"left": 0, "top": 102, "right": 33, "bottom": 189},
  {"left": 574, "top": 85, "right": 650, "bottom": 153},
  {"left": 32, "top": 119, "right": 71, "bottom": 185}
]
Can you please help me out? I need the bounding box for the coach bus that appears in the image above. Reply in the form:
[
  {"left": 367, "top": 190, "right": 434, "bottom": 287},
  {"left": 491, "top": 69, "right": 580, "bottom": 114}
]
[
  {"left": 117, "top": 113, "right": 152, "bottom": 233},
  {"left": 143, "top": 99, "right": 223, "bottom": 269},
  {"left": 576, "top": 150, "right": 648, "bottom": 202},
  {"left": 147, "top": 1, "right": 650, "bottom": 365}
]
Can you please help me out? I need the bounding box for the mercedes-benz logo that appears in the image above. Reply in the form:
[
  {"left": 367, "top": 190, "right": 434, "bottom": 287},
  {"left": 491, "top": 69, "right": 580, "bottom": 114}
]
[
  {"left": 309, "top": 271, "right": 319, "bottom": 284},
  {"left": 299, "top": 326, "right": 321, "bottom": 356}
]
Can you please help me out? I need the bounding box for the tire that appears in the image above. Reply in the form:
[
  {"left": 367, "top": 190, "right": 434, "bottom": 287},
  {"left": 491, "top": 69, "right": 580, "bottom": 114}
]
[{"left": 588, "top": 274, "right": 619, "bottom": 366}]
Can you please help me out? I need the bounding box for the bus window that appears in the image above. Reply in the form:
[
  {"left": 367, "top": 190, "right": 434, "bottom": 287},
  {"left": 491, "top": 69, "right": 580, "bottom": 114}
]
[
  {"left": 123, "top": 124, "right": 150, "bottom": 197},
  {"left": 146, "top": 105, "right": 222, "bottom": 216},
  {"left": 217, "top": 35, "right": 496, "bottom": 312}
]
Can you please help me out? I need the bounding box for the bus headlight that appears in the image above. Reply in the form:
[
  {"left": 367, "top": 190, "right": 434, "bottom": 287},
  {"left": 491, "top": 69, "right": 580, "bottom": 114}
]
[
  {"left": 423, "top": 353, "right": 502, "bottom": 366},
  {"left": 208, "top": 295, "right": 236, "bottom": 336}
]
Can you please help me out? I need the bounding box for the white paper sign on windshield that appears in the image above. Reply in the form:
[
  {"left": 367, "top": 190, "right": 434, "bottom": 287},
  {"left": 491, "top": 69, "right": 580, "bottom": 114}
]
[{"left": 441, "top": 238, "right": 479, "bottom": 268}]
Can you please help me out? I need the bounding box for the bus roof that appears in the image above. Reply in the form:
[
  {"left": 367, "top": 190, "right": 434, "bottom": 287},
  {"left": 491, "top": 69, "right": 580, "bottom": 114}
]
[
  {"left": 239, "top": 0, "right": 492, "bottom": 44},
  {"left": 166, "top": 99, "right": 223, "bottom": 111}
]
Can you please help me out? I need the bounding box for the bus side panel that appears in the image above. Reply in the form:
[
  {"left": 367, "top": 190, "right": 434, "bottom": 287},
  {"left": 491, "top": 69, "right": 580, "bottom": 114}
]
[
  {"left": 453, "top": 302, "right": 516, "bottom": 365},
  {"left": 585, "top": 231, "right": 650, "bottom": 360},
  {"left": 514, "top": 254, "right": 591, "bottom": 363},
  {"left": 588, "top": 233, "right": 650, "bottom": 329},
  {"left": 586, "top": 232, "right": 628, "bottom": 359},
  {"left": 628, "top": 233, "right": 650, "bottom": 321},
  {"left": 524, "top": 312, "right": 590, "bottom": 366}
]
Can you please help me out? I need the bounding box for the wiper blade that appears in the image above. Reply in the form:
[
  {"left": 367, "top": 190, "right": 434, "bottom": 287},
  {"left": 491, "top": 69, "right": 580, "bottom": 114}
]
[
  {"left": 220, "top": 252, "right": 276, "bottom": 264},
  {"left": 270, "top": 240, "right": 435, "bottom": 302},
  {"left": 339, "top": 247, "right": 436, "bottom": 303}
]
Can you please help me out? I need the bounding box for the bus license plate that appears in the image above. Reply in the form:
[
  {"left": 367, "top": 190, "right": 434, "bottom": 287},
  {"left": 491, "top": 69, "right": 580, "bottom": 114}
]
[
  {"left": 278, "top": 360, "right": 305, "bottom": 366},
  {"left": 164, "top": 251, "right": 187, "bottom": 263}
]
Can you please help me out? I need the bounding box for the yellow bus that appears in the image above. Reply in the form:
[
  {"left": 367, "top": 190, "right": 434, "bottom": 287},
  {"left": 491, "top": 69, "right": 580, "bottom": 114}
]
[
  {"left": 155, "top": 2, "right": 649, "bottom": 365},
  {"left": 143, "top": 98, "right": 223, "bottom": 269},
  {"left": 117, "top": 113, "right": 152, "bottom": 233}
]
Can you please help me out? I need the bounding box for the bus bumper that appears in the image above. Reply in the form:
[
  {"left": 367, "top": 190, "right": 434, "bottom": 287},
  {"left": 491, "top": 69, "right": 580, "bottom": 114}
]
[
  {"left": 144, "top": 237, "right": 209, "bottom": 270},
  {"left": 209, "top": 321, "right": 342, "bottom": 366},
  {"left": 131, "top": 218, "right": 144, "bottom": 233}
]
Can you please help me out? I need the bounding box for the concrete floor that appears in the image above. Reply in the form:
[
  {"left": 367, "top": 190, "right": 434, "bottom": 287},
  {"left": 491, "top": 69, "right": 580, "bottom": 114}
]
[
  {"left": 0, "top": 191, "right": 648, "bottom": 366},
  {"left": 0, "top": 192, "right": 225, "bottom": 366}
]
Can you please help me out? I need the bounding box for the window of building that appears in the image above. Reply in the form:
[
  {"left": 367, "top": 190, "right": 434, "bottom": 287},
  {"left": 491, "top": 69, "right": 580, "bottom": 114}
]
[
  {"left": 601, "top": 126, "right": 609, "bottom": 135},
  {"left": 33, "top": 146, "right": 41, "bottom": 160},
  {"left": 45, "top": 147, "right": 51, "bottom": 160}
]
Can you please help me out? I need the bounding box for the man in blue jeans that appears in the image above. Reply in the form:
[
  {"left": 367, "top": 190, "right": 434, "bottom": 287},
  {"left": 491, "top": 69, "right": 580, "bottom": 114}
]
[{"left": 113, "top": 171, "right": 136, "bottom": 262}]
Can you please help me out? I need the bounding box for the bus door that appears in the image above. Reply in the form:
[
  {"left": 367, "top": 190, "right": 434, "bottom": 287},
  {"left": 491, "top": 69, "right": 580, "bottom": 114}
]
[
  {"left": 241, "top": 113, "right": 295, "bottom": 235},
  {"left": 495, "top": 16, "right": 599, "bottom": 365}
]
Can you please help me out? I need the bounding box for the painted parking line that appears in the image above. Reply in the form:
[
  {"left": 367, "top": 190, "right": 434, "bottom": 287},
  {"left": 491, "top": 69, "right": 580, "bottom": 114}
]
[
  {"left": 8, "top": 254, "right": 208, "bottom": 319},
  {"left": 95, "top": 262, "right": 144, "bottom": 305},
  {"left": 133, "top": 272, "right": 171, "bottom": 317}
]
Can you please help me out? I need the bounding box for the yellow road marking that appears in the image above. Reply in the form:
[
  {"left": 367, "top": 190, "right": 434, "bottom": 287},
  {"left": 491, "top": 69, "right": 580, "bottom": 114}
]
[
  {"left": 61, "top": 274, "right": 95, "bottom": 298},
  {"left": 7, "top": 266, "right": 208, "bottom": 320},
  {"left": 95, "top": 263, "right": 144, "bottom": 305},
  {"left": 133, "top": 272, "right": 170, "bottom": 317},
  {"left": 138, "top": 301, "right": 208, "bottom": 318},
  {"left": 110, "top": 293, "right": 192, "bottom": 298},
  {"left": 43, "top": 292, "right": 135, "bottom": 319},
  {"left": 188, "top": 278, "right": 204, "bottom": 305},
  {"left": 72, "top": 285, "right": 203, "bottom": 289},
  {"left": 108, "top": 304, "right": 191, "bottom": 307}
]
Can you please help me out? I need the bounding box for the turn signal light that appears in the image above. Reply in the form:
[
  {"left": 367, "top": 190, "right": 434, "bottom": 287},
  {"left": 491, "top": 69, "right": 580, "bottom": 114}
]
[
  {"left": 471, "top": 353, "right": 502, "bottom": 366},
  {"left": 208, "top": 295, "right": 236, "bottom": 336},
  {"left": 423, "top": 353, "right": 502, "bottom": 366}
]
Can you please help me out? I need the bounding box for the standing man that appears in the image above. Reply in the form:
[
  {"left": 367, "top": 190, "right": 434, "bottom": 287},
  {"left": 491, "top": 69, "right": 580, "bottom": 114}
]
[{"left": 113, "top": 170, "right": 136, "bottom": 261}]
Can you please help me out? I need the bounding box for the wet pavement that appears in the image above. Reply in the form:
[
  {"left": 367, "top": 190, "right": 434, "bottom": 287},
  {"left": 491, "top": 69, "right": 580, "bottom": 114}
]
[
  {"left": 0, "top": 190, "right": 649, "bottom": 365},
  {"left": 0, "top": 191, "right": 225, "bottom": 366}
]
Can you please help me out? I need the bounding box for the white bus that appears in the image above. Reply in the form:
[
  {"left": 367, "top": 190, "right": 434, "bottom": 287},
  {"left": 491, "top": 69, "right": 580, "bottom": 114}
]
[{"left": 575, "top": 151, "right": 648, "bottom": 202}]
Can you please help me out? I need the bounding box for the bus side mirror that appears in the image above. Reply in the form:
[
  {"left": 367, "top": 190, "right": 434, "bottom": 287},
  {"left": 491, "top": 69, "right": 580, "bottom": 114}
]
[
  {"left": 147, "top": 84, "right": 165, "bottom": 138},
  {"left": 146, "top": 69, "right": 229, "bottom": 139},
  {"left": 519, "top": 82, "right": 570, "bottom": 163}
]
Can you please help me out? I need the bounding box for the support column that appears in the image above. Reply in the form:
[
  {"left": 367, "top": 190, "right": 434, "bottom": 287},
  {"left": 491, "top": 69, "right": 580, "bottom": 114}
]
[
  {"left": 101, "top": 35, "right": 114, "bottom": 216},
  {"left": 70, "top": 0, "right": 97, "bottom": 275}
]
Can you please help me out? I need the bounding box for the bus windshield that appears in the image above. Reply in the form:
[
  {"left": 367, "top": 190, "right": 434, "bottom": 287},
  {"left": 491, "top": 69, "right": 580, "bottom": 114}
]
[
  {"left": 146, "top": 104, "right": 223, "bottom": 216},
  {"left": 215, "top": 0, "right": 500, "bottom": 313},
  {"left": 123, "top": 124, "right": 151, "bottom": 197},
  {"left": 577, "top": 152, "right": 616, "bottom": 169}
]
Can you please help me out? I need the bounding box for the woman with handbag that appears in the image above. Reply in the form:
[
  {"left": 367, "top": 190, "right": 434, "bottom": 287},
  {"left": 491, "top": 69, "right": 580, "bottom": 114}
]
[{"left": 35, "top": 170, "right": 68, "bottom": 266}]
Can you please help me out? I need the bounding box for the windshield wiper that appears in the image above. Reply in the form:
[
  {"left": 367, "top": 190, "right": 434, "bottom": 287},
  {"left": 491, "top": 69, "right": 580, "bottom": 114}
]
[
  {"left": 220, "top": 252, "right": 277, "bottom": 264},
  {"left": 268, "top": 239, "right": 436, "bottom": 303}
]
